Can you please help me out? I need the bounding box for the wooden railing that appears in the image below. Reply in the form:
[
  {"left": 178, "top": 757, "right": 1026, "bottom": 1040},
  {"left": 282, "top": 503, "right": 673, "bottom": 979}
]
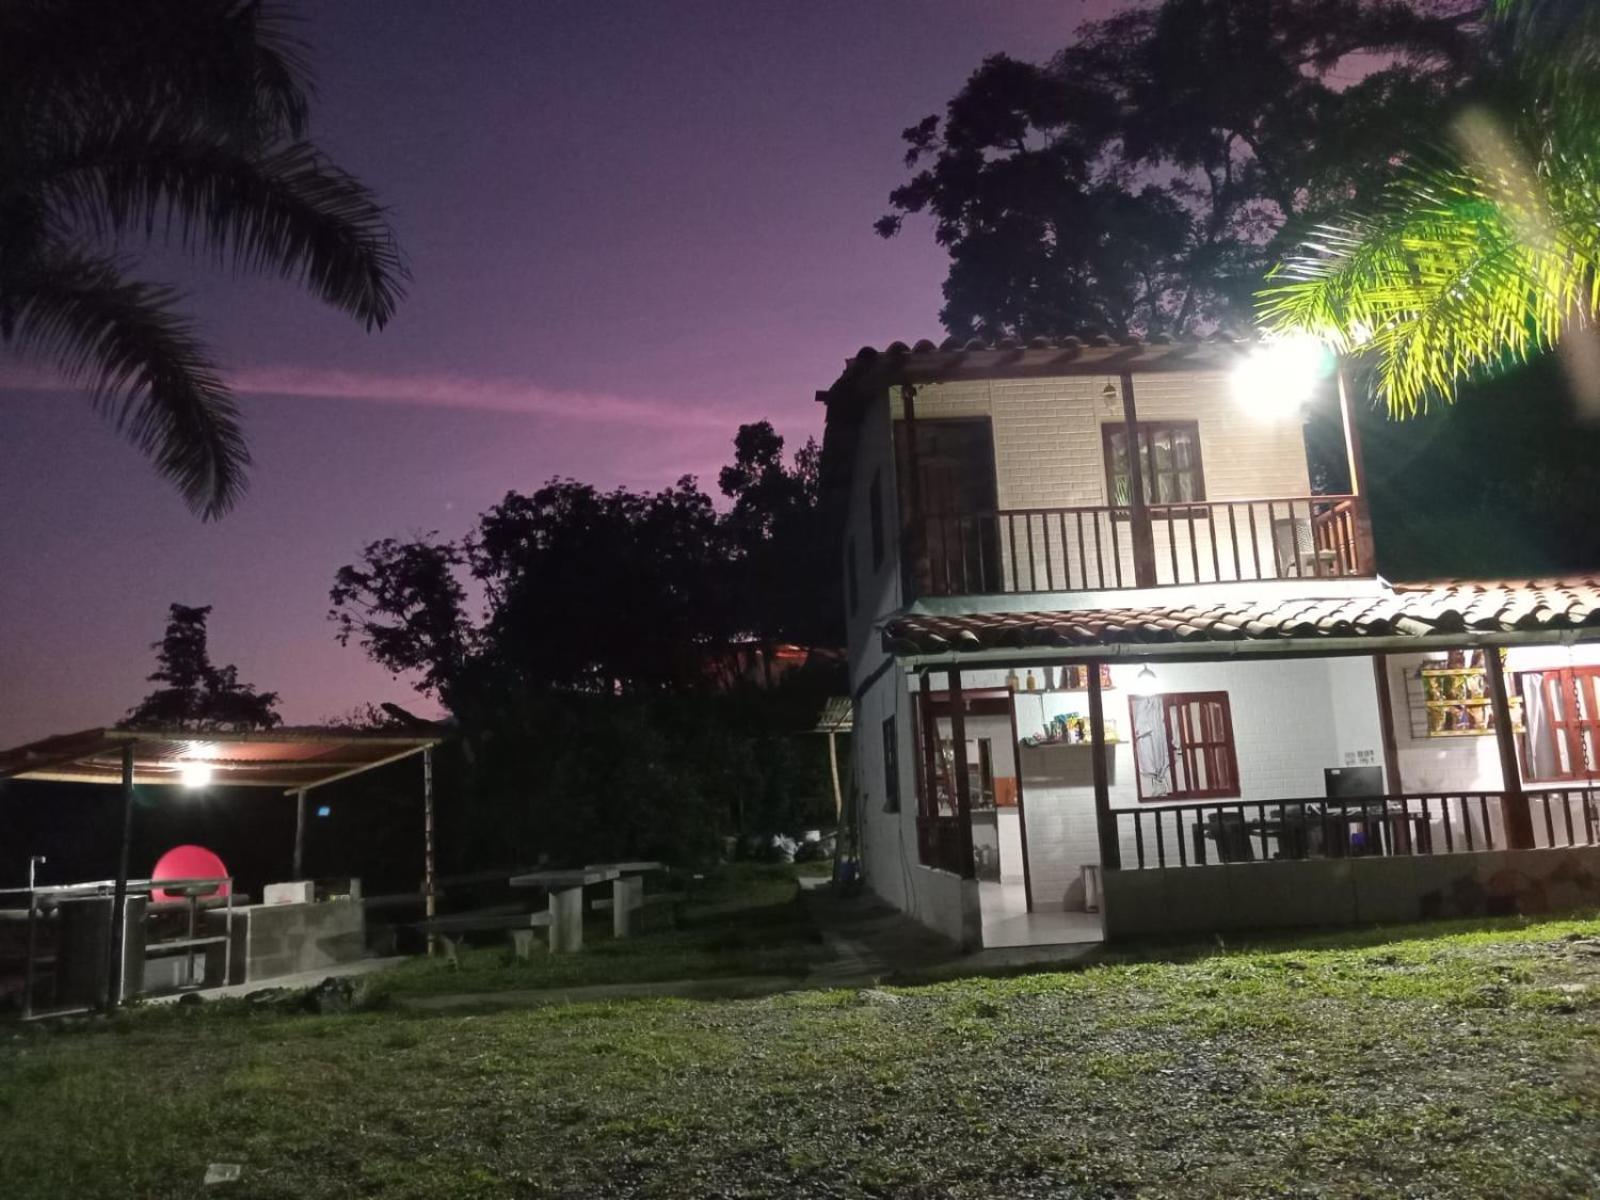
[
  {"left": 910, "top": 494, "right": 1369, "bottom": 597},
  {"left": 916, "top": 815, "right": 966, "bottom": 875},
  {"left": 1112, "top": 789, "right": 1600, "bottom": 870}
]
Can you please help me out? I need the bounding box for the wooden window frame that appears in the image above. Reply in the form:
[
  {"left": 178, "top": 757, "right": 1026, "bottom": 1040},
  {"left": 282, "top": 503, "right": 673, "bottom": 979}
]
[
  {"left": 1132, "top": 690, "right": 1241, "bottom": 802},
  {"left": 1102, "top": 420, "right": 1206, "bottom": 515},
  {"left": 1519, "top": 666, "right": 1600, "bottom": 783}
]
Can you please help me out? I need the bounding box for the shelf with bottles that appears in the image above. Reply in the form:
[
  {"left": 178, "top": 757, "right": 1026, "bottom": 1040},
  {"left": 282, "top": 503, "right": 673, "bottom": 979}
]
[
  {"left": 1019, "top": 712, "right": 1121, "bottom": 748},
  {"left": 1006, "top": 664, "right": 1114, "bottom": 694}
]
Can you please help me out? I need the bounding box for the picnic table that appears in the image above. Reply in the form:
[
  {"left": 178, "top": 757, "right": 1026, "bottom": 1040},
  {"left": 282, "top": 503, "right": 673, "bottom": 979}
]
[
  {"left": 509, "top": 867, "right": 620, "bottom": 953},
  {"left": 585, "top": 862, "right": 690, "bottom": 937}
]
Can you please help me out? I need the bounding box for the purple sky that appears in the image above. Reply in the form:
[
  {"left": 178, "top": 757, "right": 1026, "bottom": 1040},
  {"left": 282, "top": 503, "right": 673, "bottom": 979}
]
[{"left": 0, "top": 1, "right": 1115, "bottom": 745}]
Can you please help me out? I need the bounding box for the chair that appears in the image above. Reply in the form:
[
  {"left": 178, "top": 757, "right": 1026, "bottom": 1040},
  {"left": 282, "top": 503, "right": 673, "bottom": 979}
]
[{"left": 1271, "top": 517, "right": 1340, "bottom": 578}]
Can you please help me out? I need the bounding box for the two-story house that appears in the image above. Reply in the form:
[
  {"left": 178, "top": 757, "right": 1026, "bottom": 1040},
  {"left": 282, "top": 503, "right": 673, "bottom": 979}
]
[{"left": 819, "top": 334, "right": 1600, "bottom": 949}]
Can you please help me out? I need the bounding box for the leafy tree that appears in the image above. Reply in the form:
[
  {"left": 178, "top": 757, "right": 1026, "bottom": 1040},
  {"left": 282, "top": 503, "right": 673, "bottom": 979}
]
[
  {"left": 877, "top": 0, "right": 1477, "bottom": 339},
  {"left": 330, "top": 422, "right": 834, "bottom": 710},
  {"left": 121, "top": 603, "right": 281, "bottom": 730},
  {"left": 327, "top": 424, "right": 841, "bottom": 861},
  {"left": 1261, "top": 1, "right": 1600, "bottom": 414},
  {"left": 0, "top": 0, "right": 405, "bottom": 518},
  {"left": 717, "top": 421, "right": 829, "bottom": 647}
]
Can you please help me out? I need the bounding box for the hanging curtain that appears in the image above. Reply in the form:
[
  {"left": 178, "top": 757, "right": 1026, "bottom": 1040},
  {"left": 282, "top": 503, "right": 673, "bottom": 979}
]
[
  {"left": 1132, "top": 694, "right": 1172, "bottom": 798},
  {"left": 1522, "top": 673, "right": 1555, "bottom": 781}
]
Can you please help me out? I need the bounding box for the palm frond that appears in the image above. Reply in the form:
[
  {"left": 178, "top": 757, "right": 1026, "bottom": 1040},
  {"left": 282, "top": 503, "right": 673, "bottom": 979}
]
[
  {"left": 1, "top": 252, "right": 250, "bottom": 519},
  {"left": 32, "top": 121, "right": 407, "bottom": 328},
  {"left": 0, "top": 0, "right": 311, "bottom": 142},
  {"left": 1261, "top": 119, "right": 1600, "bottom": 414}
]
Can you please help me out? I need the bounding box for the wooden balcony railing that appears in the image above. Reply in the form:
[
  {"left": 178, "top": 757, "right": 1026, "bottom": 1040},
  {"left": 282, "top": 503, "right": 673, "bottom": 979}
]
[
  {"left": 909, "top": 494, "right": 1371, "bottom": 597},
  {"left": 1112, "top": 789, "right": 1600, "bottom": 870}
]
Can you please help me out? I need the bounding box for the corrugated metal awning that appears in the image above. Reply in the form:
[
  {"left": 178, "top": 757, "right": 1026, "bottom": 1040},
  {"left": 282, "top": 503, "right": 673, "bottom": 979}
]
[{"left": 0, "top": 727, "right": 441, "bottom": 792}]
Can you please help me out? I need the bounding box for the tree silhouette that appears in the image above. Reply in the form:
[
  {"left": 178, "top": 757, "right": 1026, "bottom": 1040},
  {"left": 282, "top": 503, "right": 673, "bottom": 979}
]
[
  {"left": 0, "top": 0, "right": 406, "bottom": 518},
  {"left": 120, "top": 603, "right": 281, "bottom": 730}
]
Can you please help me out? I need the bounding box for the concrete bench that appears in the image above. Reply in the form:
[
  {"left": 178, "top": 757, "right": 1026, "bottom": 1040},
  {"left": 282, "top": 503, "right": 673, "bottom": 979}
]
[{"left": 417, "top": 909, "right": 553, "bottom": 963}]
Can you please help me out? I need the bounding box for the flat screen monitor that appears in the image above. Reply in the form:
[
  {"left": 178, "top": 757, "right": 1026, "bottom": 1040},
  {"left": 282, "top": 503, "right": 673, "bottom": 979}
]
[{"left": 1325, "top": 766, "right": 1384, "bottom": 799}]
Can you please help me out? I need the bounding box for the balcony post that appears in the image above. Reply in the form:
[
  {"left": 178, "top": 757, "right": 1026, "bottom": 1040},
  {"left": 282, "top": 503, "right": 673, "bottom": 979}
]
[
  {"left": 1088, "top": 660, "right": 1121, "bottom": 870},
  {"left": 1485, "top": 647, "right": 1535, "bottom": 849},
  {"left": 1119, "top": 372, "right": 1158, "bottom": 588},
  {"left": 1336, "top": 363, "right": 1378, "bottom": 575},
  {"left": 947, "top": 667, "right": 977, "bottom": 879}
]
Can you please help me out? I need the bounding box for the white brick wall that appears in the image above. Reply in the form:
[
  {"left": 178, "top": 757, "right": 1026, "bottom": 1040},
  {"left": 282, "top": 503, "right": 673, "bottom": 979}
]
[{"left": 885, "top": 371, "right": 1315, "bottom": 591}]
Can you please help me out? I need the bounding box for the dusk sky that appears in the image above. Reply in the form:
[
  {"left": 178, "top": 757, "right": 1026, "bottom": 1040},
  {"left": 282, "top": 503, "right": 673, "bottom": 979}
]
[{"left": 0, "top": 2, "right": 1118, "bottom": 745}]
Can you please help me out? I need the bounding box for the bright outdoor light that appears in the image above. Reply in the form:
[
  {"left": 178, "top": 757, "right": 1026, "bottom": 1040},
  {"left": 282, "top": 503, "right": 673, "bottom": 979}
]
[
  {"left": 179, "top": 761, "right": 214, "bottom": 789},
  {"left": 1231, "top": 334, "right": 1333, "bottom": 418}
]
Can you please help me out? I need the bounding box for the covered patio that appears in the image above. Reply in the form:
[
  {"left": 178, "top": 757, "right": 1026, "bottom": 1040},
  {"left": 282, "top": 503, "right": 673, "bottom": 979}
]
[
  {"left": 0, "top": 726, "right": 440, "bottom": 1015},
  {"left": 883, "top": 579, "right": 1600, "bottom": 943}
]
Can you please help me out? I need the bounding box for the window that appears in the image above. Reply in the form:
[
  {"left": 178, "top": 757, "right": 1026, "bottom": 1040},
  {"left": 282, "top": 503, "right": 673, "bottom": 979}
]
[
  {"left": 1103, "top": 421, "right": 1205, "bottom": 509},
  {"left": 868, "top": 471, "right": 885, "bottom": 569},
  {"left": 1519, "top": 667, "right": 1600, "bottom": 782},
  {"left": 845, "top": 538, "right": 858, "bottom": 616},
  {"left": 1130, "top": 691, "right": 1239, "bottom": 801},
  {"left": 882, "top": 715, "right": 900, "bottom": 813}
]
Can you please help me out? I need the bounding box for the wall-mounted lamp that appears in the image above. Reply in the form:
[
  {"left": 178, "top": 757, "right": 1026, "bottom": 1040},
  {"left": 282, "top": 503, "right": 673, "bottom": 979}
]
[
  {"left": 1100, "top": 379, "right": 1120, "bottom": 410},
  {"left": 1126, "top": 664, "right": 1159, "bottom": 696}
]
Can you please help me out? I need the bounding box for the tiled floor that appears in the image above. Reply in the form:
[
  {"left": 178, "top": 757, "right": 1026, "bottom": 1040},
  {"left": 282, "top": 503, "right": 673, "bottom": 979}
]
[{"left": 979, "top": 880, "right": 1103, "bottom": 947}]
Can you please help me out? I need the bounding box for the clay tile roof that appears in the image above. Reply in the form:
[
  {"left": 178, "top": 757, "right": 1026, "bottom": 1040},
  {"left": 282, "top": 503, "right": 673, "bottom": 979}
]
[{"left": 882, "top": 579, "right": 1600, "bottom": 658}]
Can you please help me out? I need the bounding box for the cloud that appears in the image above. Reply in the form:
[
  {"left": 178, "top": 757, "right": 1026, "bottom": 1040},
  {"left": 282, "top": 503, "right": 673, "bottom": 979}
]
[{"left": 1, "top": 362, "right": 736, "bottom": 431}]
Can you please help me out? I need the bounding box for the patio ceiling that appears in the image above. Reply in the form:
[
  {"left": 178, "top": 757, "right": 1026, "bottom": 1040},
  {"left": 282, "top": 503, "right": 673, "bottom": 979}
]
[
  {"left": 0, "top": 727, "right": 441, "bottom": 792},
  {"left": 883, "top": 579, "right": 1600, "bottom": 663}
]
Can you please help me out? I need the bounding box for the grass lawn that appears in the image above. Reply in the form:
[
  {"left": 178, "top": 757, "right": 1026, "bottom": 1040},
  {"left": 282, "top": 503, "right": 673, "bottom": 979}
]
[
  {"left": 367, "top": 863, "right": 827, "bottom": 1001},
  {"left": 4, "top": 905, "right": 1600, "bottom": 1197}
]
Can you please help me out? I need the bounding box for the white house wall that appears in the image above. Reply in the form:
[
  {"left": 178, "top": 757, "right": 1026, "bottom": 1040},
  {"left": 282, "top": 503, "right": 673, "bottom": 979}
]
[
  {"left": 890, "top": 372, "right": 1316, "bottom": 590},
  {"left": 896, "top": 657, "right": 1388, "bottom": 912}
]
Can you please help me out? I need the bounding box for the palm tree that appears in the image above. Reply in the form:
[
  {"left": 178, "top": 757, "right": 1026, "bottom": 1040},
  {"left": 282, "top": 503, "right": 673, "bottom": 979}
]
[
  {"left": 0, "top": 0, "right": 405, "bottom": 518},
  {"left": 1258, "top": 1, "right": 1600, "bottom": 416}
]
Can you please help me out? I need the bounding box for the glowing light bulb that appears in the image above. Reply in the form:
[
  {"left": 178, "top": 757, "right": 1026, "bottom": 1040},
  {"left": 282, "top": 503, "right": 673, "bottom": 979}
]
[
  {"left": 179, "top": 761, "right": 213, "bottom": 789},
  {"left": 1231, "top": 334, "right": 1332, "bottom": 418}
]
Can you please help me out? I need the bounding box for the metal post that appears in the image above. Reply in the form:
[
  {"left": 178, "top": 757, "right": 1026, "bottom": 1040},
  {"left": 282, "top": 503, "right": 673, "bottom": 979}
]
[
  {"left": 1119, "top": 372, "right": 1157, "bottom": 588},
  {"left": 1486, "top": 648, "right": 1534, "bottom": 848},
  {"left": 947, "top": 669, "right": 977, "bottom": 879},
  {"left": 291, "top": 789, "right": 307, "bottom": 879},
  {"left": 106, "top": 742, "right": 135, "bottom": 1009},
  {"left": 827, "top": 731, "right": 843, "bottom": 822},
  {"left": 1088, "top": 661, "right": 1121, "bottom": 869},
  {"left": 423, "top": 747, "right": 437, "bottom": 955}
]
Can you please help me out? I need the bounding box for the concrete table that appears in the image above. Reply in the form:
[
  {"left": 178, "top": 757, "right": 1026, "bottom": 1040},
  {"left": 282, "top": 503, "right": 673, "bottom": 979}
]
[
  {"left": 509, "top": 867, "right": 620, "bottom": 952},
  {"left": 584, "top": 862, "right": 666, "bottom": 938}
]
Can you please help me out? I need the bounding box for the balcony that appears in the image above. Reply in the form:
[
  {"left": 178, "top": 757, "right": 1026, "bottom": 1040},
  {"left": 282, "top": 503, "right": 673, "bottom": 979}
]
[{"left": 906, "top": 494, "right": 1372, "bottom": 598}]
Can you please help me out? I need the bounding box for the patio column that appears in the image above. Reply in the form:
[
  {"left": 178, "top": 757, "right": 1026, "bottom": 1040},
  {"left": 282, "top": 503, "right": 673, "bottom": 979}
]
[
  {"left": 423, "top": 747, "right": 438, "bottom": 955},
  {"left": 1088, "top": 661, "right": 1121, "bottom": 869},
  {"left": 291, "top": 790, "right": 307, "bottom": 878},
  {"left": 947, "top": 668, "right": 977, "bottom": 879},
  {"left": 1485, "top": 649, "right": 1535, "bottom": 848},
  {"left": 1336, "top": 363, "right": 1378, "bottom": 574},
  {"left": 1119, "top": 372, "right": 1158, "bottom": 588},
  {"left": 106, "top": 741, "right": 135, "bottom": 1010}
]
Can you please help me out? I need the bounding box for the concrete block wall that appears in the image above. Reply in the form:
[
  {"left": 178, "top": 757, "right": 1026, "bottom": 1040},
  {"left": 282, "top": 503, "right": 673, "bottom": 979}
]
[{"left": 1102, "top": 843, "right": 1600, "bottom": 940}]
